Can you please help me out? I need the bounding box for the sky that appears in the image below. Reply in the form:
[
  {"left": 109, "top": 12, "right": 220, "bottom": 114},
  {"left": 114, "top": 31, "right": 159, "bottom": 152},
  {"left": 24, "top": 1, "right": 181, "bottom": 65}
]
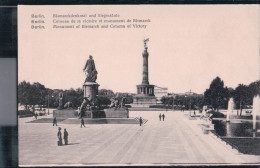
[{"left": 18, "top": 5, "right": 260, "bottom": 94}]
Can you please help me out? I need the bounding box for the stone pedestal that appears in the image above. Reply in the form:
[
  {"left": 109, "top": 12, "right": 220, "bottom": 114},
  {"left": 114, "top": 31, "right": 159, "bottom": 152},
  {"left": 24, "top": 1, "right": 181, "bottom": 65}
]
[
  {"left": 53, "top": 109, "right": 77, "bottom": 118},
  {"left": 132, "top": 94, "right": 157, "bottom": 107},
  {"left": 83, "top": 82, "right": 99, "bottom": 100},
  {"left": 84, "top": 111, "right": 93, "bottom": 118},
  {"left": 82, "top": 110, "right": 106, "bottom": 118},
  {"left": 104, "top": 107, "right": 129, "bottom": 118}
]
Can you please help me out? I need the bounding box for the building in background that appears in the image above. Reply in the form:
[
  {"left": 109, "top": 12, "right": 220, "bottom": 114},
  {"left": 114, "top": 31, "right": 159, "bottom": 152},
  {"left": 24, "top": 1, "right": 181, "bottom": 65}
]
[{"left": 154, "top": 86, "right": 168, "bottom": 103}]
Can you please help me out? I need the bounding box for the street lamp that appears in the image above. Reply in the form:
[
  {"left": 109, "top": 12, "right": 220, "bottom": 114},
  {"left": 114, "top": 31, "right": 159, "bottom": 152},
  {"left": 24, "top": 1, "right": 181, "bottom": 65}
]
[
  {"left": 47, "top": 94, "right": 49, "bottom": 115},
  {"left": 185, "top": 89, "right": 193, "bottom": 116},
  {"left": 172, "top": 94, "right": 176, "bottom": 111},
  {"left": 48, "top": 92, "right": 55, "bottom": 115}
]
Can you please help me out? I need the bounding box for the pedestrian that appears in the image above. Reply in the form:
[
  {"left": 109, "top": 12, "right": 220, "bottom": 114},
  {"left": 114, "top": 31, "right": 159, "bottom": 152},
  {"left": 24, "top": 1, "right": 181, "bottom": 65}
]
[
  {"left": 81, "top": 118, "right": 85, "bottom": 128},
  {"left": 139, "top": 117, "right": 143, "bottom": 126},
  {"left": 64, "top": 128, "right": 69, "bottom": 145},
  {"left": 162, "top": 114, "right": 165, "bottom": 121},
  {"left": 159, "top": 113, "right": 162, "bottom": 121},
  {"left": 57, "top": 127, "right": 62, "bottom": 146},
  {"left": 194, "top": 110, "right": 196, "bottom": 116},
  {"left": 35, "top": 112, "right": 38, "bottom": 120},
  {"left": 53, "top": 117, "right": 57, "bottom": 126}
]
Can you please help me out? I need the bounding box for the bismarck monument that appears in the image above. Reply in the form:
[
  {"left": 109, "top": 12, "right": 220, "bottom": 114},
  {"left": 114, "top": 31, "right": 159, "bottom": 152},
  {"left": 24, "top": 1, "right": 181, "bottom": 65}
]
[
  {"left": 79, "top": 55, "right": 128, "bottom": 118},
  {"left": 132, "top": 38, "right": 156, "bottom": 107},
  {"left": 78, "top": 55, "right": 100, "bottom": 118}
]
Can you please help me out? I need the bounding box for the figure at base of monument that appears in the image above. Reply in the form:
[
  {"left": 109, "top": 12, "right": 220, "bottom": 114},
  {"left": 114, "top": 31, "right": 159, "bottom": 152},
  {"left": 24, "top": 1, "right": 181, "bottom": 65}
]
[
  {"left": 64, "top": 101, "right": 73, "bottom": 109},
  {"left": 105, "top": 95, "right": 129, "bottom": 118},
  {"left": 109, "top": 94, "right": 127, "bottom": 109},
  {"left": 78, "top": 97, "right": 91, "bottom": 118}
]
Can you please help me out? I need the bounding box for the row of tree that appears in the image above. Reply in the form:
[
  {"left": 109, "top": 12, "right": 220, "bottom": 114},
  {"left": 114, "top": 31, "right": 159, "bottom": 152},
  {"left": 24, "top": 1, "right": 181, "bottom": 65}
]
[
  {"left": 160, "top": 77, "right": 260, "bottom": 113},
  {"left": 18, "top": 81, "right": 134, "bottom": 113},
  {"left": 161, "top": 94, "right": 204, "bottom": 110},
  {"left": 18, "top": 77, "right": 259, "bottom": 114},
  {"left": 203, "top": 77, "right": 259, "bottom": 113}
]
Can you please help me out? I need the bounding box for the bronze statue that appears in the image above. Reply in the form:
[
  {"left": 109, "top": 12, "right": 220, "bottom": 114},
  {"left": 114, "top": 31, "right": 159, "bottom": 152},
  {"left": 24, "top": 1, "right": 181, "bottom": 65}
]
[
  {"left": 64, "top": 101, "right": 73, "bottom": 109},
  {"left": 78, "top": 98, "right": 88, "bottom": 118},
  {"left": 143, "top": 38, "right": 149, "bottom": 49},
  {"left": 109, "top": 98, "right": 119, "bottom": 109},
  {"left": 83, "top": 55, "right": 98, "bottom": 82},
  {"left": 120, "top": 97, "right": 126, "bottom": 108},
  {"left": 58, "top": 92, "right": 63, "bottom": 109},
  {"left": 109, "top": 94, "right": 126, "bottom": 109}
]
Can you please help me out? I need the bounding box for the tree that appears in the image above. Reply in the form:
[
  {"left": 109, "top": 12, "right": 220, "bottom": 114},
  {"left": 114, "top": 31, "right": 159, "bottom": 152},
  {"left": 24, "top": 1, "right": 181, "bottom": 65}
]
[
  {"left": 203, "top": 77, "right": 230, "bottom": 111},
  {"left": 30, "top": 82, "right": 47, "bottom": 112},
  {"left": 97, "top": 89, "right": 115, "bottom": 107},
  {"left": 18, "top": 81, "right": 31, "bottom": 110},
  {"left": 248, "top": 80, "right": 260, "bottom": 103},
  {"left": 63, "top": 88, "right": 83, "bottom": 108},
  {"left": 18, "top": 81, "right": 47, "bottom": 113},
  {"left": 115, "top": 93, "right": 134, "bottom": 104},
  {"left": 233, "top": 84, "right": 250, "bottom": 116},
  {"left": 99, "top": 89, "right": 115, "bottom": 99}
]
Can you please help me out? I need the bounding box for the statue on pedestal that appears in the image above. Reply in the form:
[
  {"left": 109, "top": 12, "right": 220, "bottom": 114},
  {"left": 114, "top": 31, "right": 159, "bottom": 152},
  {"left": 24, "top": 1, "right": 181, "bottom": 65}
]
[
  {"left": 83, "top": 55, "right": 98, "bottom": 83},
  {"left": 109, "top": 94, "right": 127, "bottom": 110},
  {"left": 64, "top": 101, "right": 73, "bottom": 109},
  {"left": 143, "top": 38, "right": 149, "bottom": 49}
]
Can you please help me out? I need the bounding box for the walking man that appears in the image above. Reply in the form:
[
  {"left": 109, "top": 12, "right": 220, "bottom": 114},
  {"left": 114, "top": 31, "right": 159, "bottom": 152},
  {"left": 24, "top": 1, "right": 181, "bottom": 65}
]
[
  {"left": 81, "top": 118, "right": 85, "bottom": 128},
  {"left": 35, "top": 112, "right": 38, "bottom": 120},
  {"left": 53, "top": 117, "right": 57, "bottom": 126},
  {"left": 64, "top": 128, "right": 69, "bottom": 145},
  {"left": 57, "top": 127, "right": 62, "bottom": 146},
  {"left": 162, "top": 114, "right": 165, "bottom": 121},
  {"left": 159, "top": 113, "right": 162, "bottom": 121},
  {"left": 139, "top": 117, "right": 143, "bottom": 126}
]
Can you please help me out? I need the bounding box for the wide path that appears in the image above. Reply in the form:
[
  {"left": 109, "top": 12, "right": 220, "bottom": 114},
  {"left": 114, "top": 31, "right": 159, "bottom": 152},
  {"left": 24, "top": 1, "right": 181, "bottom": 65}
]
[{"left": 19, "top": 111, "right": 260, "bottom": 166}]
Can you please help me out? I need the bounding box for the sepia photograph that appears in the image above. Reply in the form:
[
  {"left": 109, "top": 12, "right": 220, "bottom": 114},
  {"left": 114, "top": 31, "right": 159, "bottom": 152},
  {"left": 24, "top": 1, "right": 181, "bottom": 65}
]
[{"left": 18, "top": 5, "right": 260, "bottom": 166}]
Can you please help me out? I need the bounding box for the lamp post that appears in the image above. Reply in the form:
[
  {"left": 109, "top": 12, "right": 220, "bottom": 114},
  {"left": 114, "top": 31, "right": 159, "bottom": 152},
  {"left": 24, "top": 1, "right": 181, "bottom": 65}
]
[
  {"left": 166, "top": 93, "right": 171, "bottom": 113},
  {"left": 172, "top": 94, "right": 176, "bottom": 111},
  {"left": 185, "top": 89, "right": 193, "bottom": 116},
  {"left": 47, "top": 94, "right": 49, "bottom": 115}
]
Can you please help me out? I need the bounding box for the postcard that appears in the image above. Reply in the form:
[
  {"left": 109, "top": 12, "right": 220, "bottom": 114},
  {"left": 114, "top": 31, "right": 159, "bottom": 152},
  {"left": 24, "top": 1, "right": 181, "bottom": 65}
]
[{"left": 18, "top": 5, "right": 260, "bottom": 166}]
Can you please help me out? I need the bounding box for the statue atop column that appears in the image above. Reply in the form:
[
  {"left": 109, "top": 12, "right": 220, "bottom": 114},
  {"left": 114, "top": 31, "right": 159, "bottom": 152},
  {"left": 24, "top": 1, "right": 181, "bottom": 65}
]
[
  {"left": 143, "top": 38, "right": 149, "bottom": 50},
  {"left": 83, "top": 55, "right": 98, "bottom": 83}
]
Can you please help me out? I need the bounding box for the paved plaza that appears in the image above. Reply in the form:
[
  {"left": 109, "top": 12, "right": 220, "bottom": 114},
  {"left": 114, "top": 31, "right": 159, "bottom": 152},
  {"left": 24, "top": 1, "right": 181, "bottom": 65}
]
[{"left": 19, "top": 111, "right": 260, "bottom": 166}]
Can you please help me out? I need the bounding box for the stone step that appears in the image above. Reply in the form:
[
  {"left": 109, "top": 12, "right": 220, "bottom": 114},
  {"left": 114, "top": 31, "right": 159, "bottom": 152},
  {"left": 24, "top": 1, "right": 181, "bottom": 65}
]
[
  {"left": 129, "top": 107, "right": 167, "bottom": 111},
  {"left": 60, "top": 118, "right": 139, "bottom": 124},
  {"left": 27, "top": 118, "right": 66, "bottom": 123}
]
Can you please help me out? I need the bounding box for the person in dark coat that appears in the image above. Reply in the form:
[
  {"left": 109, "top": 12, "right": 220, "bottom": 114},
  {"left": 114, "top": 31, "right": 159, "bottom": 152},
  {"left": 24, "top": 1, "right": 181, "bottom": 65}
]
[
  {"left": 35, "top": 112, "right": 38, "bottom": 120},
  {"left": 53, "top": 117, "right": 57, "bottom": 126},
  {"left": 81, "top": 118, "right": 85, "bottom": 128},
  {"left": 57, "top": 127, "right": 62, "bottom": 146},
  {"left": 162, "top": 114, "right": 165, "bottom": 121},
  {"left": 139, "top": 117, "right": 143, "bottom": 126},
  {"left": 159, "top": 113, "right": 162, "bottom": 121},
  {"left": 63, "top": 128, "right": 68, "bottom": 145}
]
